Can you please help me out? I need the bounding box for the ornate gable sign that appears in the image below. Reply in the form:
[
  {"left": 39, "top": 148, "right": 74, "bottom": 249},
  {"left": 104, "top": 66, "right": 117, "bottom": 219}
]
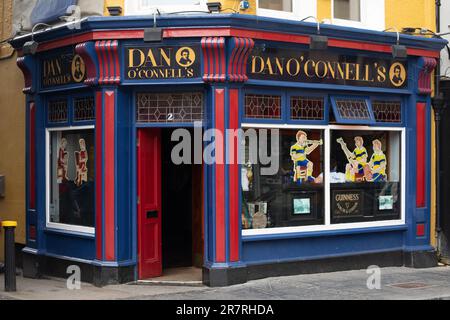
[
  {"left": 41, "top": 46, "right": 86, "bottom": 88},
  {"left": 247, "top": 46, "right": 408, "bottom": 89},
  {"left": 125, "top": 44, "right": 201, "bottom": 81}
]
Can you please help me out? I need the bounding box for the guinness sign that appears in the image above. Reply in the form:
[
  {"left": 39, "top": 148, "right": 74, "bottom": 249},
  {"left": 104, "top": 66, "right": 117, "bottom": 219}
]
[
  {"left": 41, "top": 47, "right": 86, "bottom": 88},
  {"left": 125, "top": 45, "right": 201, "bottom": 81},
  {"left": 248, "top": 46, "right": 408, "bottom": 89},
  {"left": 332, "top": 190, "right": 363, "bottom": 216}
]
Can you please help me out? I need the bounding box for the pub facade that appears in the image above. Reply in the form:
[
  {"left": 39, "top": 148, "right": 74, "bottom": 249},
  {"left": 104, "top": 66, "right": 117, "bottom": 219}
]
[{"left": 11, "top": 14, "right": 446, "bottom": 286}]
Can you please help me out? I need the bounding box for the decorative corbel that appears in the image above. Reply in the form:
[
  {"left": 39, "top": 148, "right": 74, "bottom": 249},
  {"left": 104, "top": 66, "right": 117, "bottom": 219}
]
[
  {"left": 95, "top": 40, "right": 121, "bottom": 85},
  {"left": 227, "top": 37, "right": 254, "bottom": 82},
  {"left": 417, "top": 57, "right": 437, "bottom": 95},
  {"left": 201, "top": 37, "right": 226, "bottom": 83},
  {"left": 16, "top": 55, "right": 34, "bottom": 94}
]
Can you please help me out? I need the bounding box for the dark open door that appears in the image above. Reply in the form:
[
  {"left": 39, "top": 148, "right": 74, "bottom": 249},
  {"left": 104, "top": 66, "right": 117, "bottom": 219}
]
[{"left": 137, "top": 128, "right": 162, "bottom": 279}]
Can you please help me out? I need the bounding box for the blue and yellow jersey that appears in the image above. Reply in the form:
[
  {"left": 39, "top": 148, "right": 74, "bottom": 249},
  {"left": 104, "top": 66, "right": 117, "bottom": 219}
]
[
  {"left": 370, "top": 152, "right": 386, "bottom": 176},
  {"left": 290, "top": 144, "right": 307, "bottom": 162},
  {"left": 353, "top": 147, "right": 368, "bottom": 164},
  {"left": 291, "top": 144, "right": 309, "bottom": 167}
]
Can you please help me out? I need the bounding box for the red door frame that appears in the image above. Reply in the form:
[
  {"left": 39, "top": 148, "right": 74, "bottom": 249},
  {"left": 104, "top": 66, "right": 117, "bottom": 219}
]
[{"left": 137, "top": 128, "right": 162, "bottom": 279}]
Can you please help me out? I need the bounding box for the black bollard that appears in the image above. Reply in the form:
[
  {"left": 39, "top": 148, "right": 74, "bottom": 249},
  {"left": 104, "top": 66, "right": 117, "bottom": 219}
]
[{"left": 2, "top": 221, "right": 17, "bottom": 292}]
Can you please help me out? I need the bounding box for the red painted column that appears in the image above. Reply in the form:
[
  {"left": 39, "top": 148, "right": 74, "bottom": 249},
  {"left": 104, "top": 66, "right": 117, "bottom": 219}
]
[
  {"left": 229, "top": 89, "right": 240, "bottom": 262},
  {"left": 215, "top": 88, "right": 226, "bottom": 263},
  {"left": 95, "top": 92, "right": 103, "bottom": 260},
  {"left": 104, "top": 91, "right": 116, "bottom": 261},
  {"left": 416, "top": 102, "right": 426, "bottom": 208}
]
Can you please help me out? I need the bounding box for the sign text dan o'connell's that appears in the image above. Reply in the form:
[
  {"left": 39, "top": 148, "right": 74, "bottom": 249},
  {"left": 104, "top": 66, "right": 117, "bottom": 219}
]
[
  {"left": 125, "top": 45, "right": 201, "bottom": 81},
  {"left": 247, "top": 47, "right": 408, "bottom": 89}
]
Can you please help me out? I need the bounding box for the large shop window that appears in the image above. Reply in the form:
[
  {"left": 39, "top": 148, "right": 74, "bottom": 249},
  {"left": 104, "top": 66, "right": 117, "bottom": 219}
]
[
  {"left": 242, "top": 128, "right": 325, "bottom": 229},
  {"left": 48, "top": 129, "right": 95, "bottom": 231},
  {"left": 330, "top": 129, "right": 401, "bottom": 224},
  {"left": 46, "top": 95, "right": 95, "bottom": 233},
  {"left": 241, "top": 92, "right": 404, "bottom": 235}
]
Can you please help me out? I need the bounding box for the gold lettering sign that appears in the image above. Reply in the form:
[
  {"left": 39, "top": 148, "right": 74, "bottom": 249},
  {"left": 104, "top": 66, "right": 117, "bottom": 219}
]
[
  {"left": 125, "top": 45, "right": 200, "bottom": 81},
  {"left": 248, "top": 47, "right": 408, "bottom": 89},
  {"left": 41, "top": 47, "right": 86, "bottom": 88}
]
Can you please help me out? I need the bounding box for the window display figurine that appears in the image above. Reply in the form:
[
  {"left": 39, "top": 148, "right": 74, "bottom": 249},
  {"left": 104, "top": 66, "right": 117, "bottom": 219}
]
[
  {"left": 369, "top": 139, "right": 387, "bottom": 182},
  {"left": 290, "top": 130, "right": 323, "bottom": 183},
  {"left": 75, "top": 138, "right": 88, "bottom": 187},
  {"left": 337, "top": 136, "right": 372, "bottom": 182},
  {"left": 57, "top": 138, "right": 68, "bottom": 184}
]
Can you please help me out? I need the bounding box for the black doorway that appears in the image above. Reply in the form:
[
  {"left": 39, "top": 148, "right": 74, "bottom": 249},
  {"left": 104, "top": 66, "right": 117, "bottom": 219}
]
[
  {"left": 161, "top": 129, "right": 193, "bottom": 268},
  {"left": 438, "top": 81, "right": 450, "bottom": 262}
]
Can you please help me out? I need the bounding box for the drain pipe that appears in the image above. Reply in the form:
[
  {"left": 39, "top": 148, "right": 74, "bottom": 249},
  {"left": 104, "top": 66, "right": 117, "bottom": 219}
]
[{"left": 432, "top": 0, "right": 446, "bottom": 261}]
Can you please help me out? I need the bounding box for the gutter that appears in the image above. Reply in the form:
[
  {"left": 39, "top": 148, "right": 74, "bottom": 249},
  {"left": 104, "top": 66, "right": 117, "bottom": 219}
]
[{"left": 9, "top": 14, "right": 447, "bottom": 52}]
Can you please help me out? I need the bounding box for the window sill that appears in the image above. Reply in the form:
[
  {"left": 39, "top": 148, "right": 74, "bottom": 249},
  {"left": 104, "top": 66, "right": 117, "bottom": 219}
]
[
  {"left": 242, "top": 223, "right": 407, "bottom": 242},
  {"left": 330, "top": 18, "right": 380, "bottom": 31},
  {"left": 44, "top": 225, "right": 95, "bottom": 239}
]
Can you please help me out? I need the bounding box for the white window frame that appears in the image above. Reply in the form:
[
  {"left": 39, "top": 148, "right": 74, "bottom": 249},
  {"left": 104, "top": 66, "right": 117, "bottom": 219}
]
[
  {"left": 46, "top": 126, "right": 95, "bottom": 234},
  {"left": 331, "top": 0, "right": 385, "bottom": 31},
  {"left": 124, "top": 0, "right": 208, "bottom": 15},
  {"left": 241, "top": 123, "right": 406, "bottom": 237},
  {"left": 256, "top": 0, "right": 317, "bottom": 21}
]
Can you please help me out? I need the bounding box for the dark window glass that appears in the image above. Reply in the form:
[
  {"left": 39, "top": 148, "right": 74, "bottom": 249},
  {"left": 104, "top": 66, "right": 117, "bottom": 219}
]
[
  {"left": 259, "top": 0, "right": 292, "bottom": 12},
  {"left": 330, "top": 130, "right": 401, "bottom": 223},
  {"left": 291, "top": 96, "right": 325, "bottom": 121},
  {"left": 74, "top": 97, "right": 95, "bottom": 122},
  {"left": 136, "top": 92, "right": 203, "bottom": 123},
  {"left": 48, "top": 100, "right": 68, "bottom": 123},
  {"left": 49, "top": 129, "right": 95, "bottom": 228},
  {"left": 334, "top": 0, "right": 361, "bottom": 21},
  {"left": 372, "top": 100, "right": 402, "bottom": 123},
  {"left": 332, "top": 98, "right": 375, "bottom": 124},
  {"left": 242, "top": 128, "right": 325, "bottom": 229},
  {"left": 245, "top": 94, "right": 282, "bottom": 119}
]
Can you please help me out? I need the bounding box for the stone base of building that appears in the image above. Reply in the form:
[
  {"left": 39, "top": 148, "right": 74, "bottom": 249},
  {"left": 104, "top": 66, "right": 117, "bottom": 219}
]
[
  {"left": 22, "top": 249, "right": 135, "bottom": 287},
  {"left": 22, "top": 249, "right": 438, "bottom": 287},
  {"left": 203, "top": 250, "right": 438, "bottom": 287}
]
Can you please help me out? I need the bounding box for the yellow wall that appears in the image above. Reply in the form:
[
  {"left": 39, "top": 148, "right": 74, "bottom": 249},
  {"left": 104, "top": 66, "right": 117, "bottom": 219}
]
[
  {"left": 0, "top": 0, "right": 25, "bottom": 262},
  {"left": 317, "top": 0, "right": 332, "bottom": 22},
  {"left": 385, "top": 0, "right": 435, "bottom": 32}
]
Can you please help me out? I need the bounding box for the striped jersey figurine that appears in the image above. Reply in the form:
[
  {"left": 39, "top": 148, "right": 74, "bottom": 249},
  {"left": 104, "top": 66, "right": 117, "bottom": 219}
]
[
  {"left": 290, "top": 130, "right": 323, "bottom": 184},
  {"left": 369, "top": 139, "right": 387, "bottom": 182}
]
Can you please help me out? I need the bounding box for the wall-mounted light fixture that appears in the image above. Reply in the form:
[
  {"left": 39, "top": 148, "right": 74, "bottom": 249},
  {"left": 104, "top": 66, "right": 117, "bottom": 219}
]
[
  {"left": 300, "top": 16, "right": 328, "bottom": 50},
  {"left": 22, "top": 23, "right": 52, "bottom": 55},
  {"left": 207, "top": 2, "right": 222, "bottom": 13},
  {"left": 384, "top": 27, "right": 408, "bottom": 59},
  {"left": 23, "top": 40, "right": 39, "bottom": 55},
  {"left": 144, "top": 11, "right": 162, "bottom": 42}
]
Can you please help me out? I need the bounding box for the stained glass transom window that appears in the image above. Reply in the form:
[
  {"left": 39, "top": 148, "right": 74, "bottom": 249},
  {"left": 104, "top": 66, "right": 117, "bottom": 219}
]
[
  {"left": 136, "top": 93, "right": 203, "bottom": 123},
  {"left": 245, "top": 94, "right": 281, "bottom": 119},
  {"left": 333, "top": 98, "right": 373, "bottom": 122},
  {"left": 48, "top": 100, "right": 68, "bottom": 123},
  {"left": 291, "top": 96, "right": 325, "bottom": 121},
  {"left": 74, "top": 97, "right": 95, "bottom": 122},
  {"left": 372, "top": 101, "right": 402, "bottom": 123}
]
